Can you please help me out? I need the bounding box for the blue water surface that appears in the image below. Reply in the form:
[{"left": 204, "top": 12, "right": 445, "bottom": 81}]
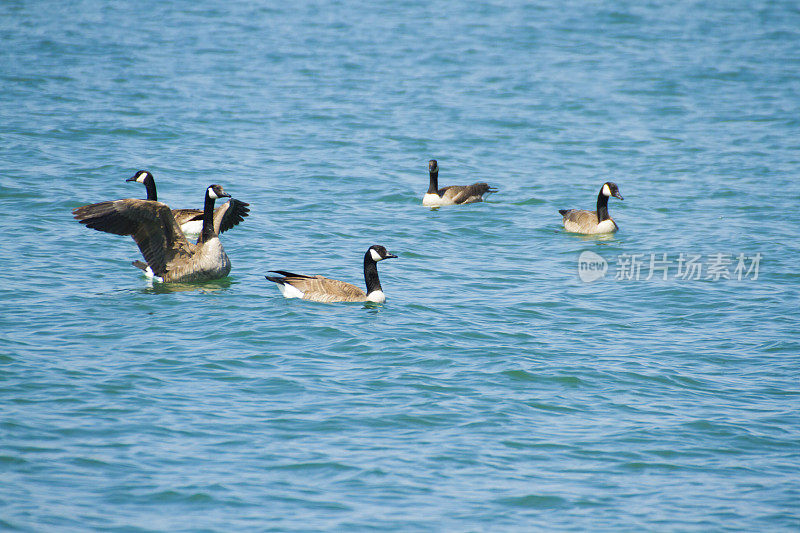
[{"left": 1, "top": 1, "right": 799, "bottom": 531}]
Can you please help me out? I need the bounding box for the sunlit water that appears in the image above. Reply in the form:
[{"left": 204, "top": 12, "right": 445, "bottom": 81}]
[{"left": 2, "top": 1, "right": 799, "bottom": 531}]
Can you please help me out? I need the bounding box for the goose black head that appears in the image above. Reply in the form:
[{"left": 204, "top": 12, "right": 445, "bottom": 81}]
[
  {"left": 428, "top": 160, "right": 438, "bottom": 174},
  {"left": 602, "top": 182, "right": 624, "bottom": 200},
  {"left": 368, "top": 245, "right": 398, "bottom": 262},
  {"left": 126, "top": 170, "right": 152, "bottom": 184},
  {"left": 207, "top": 184, "right": 231, "bottom": 200}
]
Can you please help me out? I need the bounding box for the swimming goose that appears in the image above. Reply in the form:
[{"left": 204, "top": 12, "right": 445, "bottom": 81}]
[
  {"left": 559, "top": 182, "right": 624, "bottom": 234},
  {"left": 126, "top": 170, "right": 249, "bottom": 237},
  {"left": 73, "top": 184, "right": 234, "bottom": 282},
  {"left": 265, "top": 245, "right": 397, "bottom": 303},
  {"left": 422, "top": 160, "right": 497, "bottom": 207}
]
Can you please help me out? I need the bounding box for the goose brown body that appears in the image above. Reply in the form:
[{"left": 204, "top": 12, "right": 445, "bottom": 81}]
[
  {"left": 267, "top": 273, "right": 371, "bottom": 303},
  {"left": 559, "top": 209, "right": 619, "bottom": 234}
]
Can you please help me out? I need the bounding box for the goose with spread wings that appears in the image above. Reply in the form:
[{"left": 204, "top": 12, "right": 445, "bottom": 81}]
[{"left": 73, "top": 184, "right": 240, "bottom": 282}]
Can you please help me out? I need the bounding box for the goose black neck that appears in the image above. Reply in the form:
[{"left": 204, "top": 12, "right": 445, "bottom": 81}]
[
  {"left": 427, "top": 171, "right": 439, "bottom": 195},
  {"left": 363, "top": 251, "right": 382, "bottom": 294},
  {"left": 596, "top": 190, "right": 611, "bottom": 222},
  {"left": 198, "top": 193, "right": 217, "bottom": 243},
  {"left": 144, "top": 177, "right": 157, "bottom": 201}
]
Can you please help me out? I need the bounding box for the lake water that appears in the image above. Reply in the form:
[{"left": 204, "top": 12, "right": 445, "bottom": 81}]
[{"left": 2, "top": 1, "right": 799, "bottom": 531}]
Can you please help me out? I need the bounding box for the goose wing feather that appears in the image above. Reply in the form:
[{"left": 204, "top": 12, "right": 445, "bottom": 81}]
[
  {"left": 165, "top": 200, "right": 249, "bottom": 235},
  {"left": 213, "top": 198, "right": 250, "bottom": 234},
  {"left": 269, "top": 270, "right": 312, "bottom": 279},
  {"left": 73, "top": 199, "right": 192, "bottom": 276}
]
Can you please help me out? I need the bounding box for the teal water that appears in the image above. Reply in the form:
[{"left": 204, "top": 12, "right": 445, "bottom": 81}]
[{"left": 2, "top": 1, "right": 799, "bottom": 531}]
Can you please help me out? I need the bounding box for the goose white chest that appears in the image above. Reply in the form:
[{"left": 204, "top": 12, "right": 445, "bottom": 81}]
[{"left": 422, "top": 193, "right": 453, "bottom": 207}]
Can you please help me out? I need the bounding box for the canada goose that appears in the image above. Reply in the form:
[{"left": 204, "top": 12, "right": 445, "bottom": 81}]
[
  {"left": 126, "top": 170, "right": 249, "bottom": 237},
  {"left": 559, "top": 182, "right": 624, "bottom": 234},
  {"left": 422, "top": 160, "right": 497, "bottom": 207},
  {"left": 73, "top": 184, "right": 234, "bottom": 282},
  {"left": 265, "top": 245, "right": 397, "bottom": 303}
]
